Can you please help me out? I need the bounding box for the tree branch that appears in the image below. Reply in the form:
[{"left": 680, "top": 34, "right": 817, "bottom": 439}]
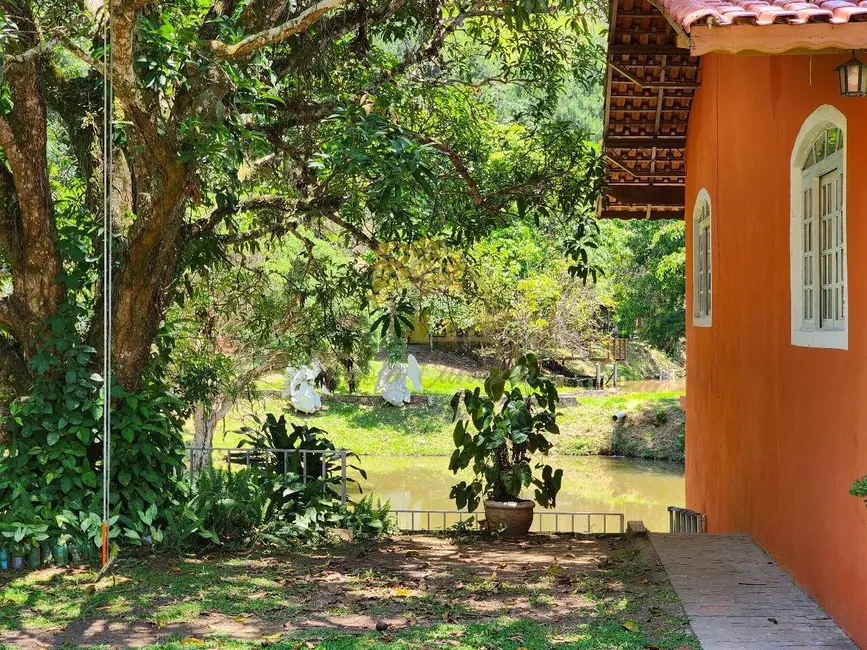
[
  {"left": 274, "top": 0, "right": 406, "bottom": 78},
  {"left": 1, "top": 39, "right": 59, "bottom": 67},
  {"left": 188, "top": 195, "right": 298, "bottom": 239},
  {"left": 324, "top": 211, "right": 380, "bottom": 250},
  {"left": 209, "top": 0, "right": 351, "bottom": 60},
  {"left": 408, "top": 132, "right": 497, "bottom": 212}
]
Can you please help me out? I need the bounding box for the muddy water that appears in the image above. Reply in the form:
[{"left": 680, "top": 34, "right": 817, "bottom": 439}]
[{"left": 355, "top": 455, "right": 685, "bottom": 532}]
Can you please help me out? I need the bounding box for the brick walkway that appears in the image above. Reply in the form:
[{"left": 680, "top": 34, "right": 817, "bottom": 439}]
[{"left": 650, "top": 533, "right": 858, "bottom": 650}]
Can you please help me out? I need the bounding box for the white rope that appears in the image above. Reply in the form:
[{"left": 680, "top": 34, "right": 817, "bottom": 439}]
[{"left": 101, "top": 7, "right": 114, "bottom": 563}]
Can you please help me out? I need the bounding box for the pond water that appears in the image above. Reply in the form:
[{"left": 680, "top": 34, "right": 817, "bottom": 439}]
[{"left": 354, "top": 455, "right": 684, "bottom": 532}]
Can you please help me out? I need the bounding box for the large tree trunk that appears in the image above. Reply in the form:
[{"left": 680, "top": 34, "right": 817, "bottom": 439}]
[{"left": 0, "top": 53, "right": 66, "bottom": 359}]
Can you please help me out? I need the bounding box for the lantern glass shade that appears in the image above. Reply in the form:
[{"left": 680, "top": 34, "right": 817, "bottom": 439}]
[{"left": 837, "top": 56, "right": 867, "bottom": 97}]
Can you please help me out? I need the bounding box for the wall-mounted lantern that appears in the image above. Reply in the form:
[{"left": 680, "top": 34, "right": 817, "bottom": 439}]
[{"left": 836, "top": 53, "right": 867, "bottom": 97}]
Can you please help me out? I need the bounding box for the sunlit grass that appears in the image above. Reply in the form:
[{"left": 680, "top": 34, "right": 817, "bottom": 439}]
[
  {"left": 257, "top": 362, "right": 483, "bottom": 397},
  {"left": 184, "top": 389, "right": 683, "bottom": 461}
]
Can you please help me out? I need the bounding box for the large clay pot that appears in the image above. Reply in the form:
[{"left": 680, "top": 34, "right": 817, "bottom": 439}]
[{"left": 484, "top": 499, "right": 535, "bottom": 536}]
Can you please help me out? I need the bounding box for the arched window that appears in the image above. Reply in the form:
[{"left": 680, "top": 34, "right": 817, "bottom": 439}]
[
  {"left": 693, "top": 189, "right": 712, "bottom": 327},
  {"left": 790, "top": 106, "right": 848, "bottom": 350}
]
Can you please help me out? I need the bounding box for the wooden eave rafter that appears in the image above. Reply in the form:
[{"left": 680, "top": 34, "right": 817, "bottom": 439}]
[{"left": 601, "top": 0, "right": 698, "bottom": 221}]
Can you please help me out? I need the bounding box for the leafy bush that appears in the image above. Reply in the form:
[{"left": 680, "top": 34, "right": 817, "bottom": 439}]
[
  {"left": 168, "top": 416, "right": 388, "bottom": 548},
  {"left": 342, "top": 496, "right": 397, "bottom": 540},
  {"left": 185, "top": 467, "right": 267, "bottom": 545},
  {"left": 0, "top": 313, "right": 187, "bottom": 550},
  {"left": 850, "top": 476, "right": 867, "bottom": 505},
  {"left": 449, "top": 353, "right": 563, "bottom": 512}
]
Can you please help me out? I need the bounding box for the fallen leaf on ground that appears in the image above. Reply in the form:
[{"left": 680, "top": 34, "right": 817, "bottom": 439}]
[
  {"left": 181, "top": 638, "right": 206, "bottom": 646},
  {"left": 394, "top": 588, "right": 412, "bottom": 597},
  {"left": 545, "top": 565, "right": 562, "bottom": 575},
  {"left": 623, "top": 619, "right": 640, "bottom": 633}
]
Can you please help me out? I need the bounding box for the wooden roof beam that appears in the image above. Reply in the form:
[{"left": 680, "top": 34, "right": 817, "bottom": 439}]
[
  {"left": 605, "top": 154, "right": 686, "bottom": 178},
  {"left": 605, "top": 184, "right": 686, "bottom": 205},
  {"left": 609, "top": 62, "right": 702, "bottom": 89},
  {"left": 610, "top": 44, "right": 691, "bottom": 55},
  {"left": 600, "top": 208, "right": 685, "bottom": 221},
  {"left": 606, "top": 136, "right": 687, "bottom": 148}
]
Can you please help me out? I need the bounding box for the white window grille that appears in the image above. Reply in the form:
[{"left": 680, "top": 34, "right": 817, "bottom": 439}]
[
  {"left": 693, "top": 190, "right": 712, "bottom": 327},
  {"left": 791, "top": 107, "right": 848, "bottom": 350}
]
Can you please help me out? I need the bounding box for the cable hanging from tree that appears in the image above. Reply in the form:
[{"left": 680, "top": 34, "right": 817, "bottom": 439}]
[{"left": 101, "top": 2, "right": 115, "bottom": 571}]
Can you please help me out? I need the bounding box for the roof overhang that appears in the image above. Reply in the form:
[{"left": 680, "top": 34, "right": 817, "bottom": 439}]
[
  {"left": 600, "top": 0, "right": 698, "bottom": 221},
  {"left": 690, "top": 22, "right": 867, "bottom": 56},
  {"left": 600, "top": 0, "right": 867, "bottom": 221}
]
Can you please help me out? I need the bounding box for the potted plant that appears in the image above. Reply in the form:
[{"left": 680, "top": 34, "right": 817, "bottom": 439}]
[
  {"left": 2, "top": 522, "right": 48, "bottom": 569},
  {"left": 0, "top": 522, "right": 8, "bottom": 570},
  {"left": 448, "top": 354, "right": 563, "bottom": 536},
  {"left": 9, "top": 542, "right": 25, "bottom": 570}
]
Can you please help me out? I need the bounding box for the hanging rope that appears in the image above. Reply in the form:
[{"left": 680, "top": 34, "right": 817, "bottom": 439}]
[{"left": 101, "top": 3, "right": 114, "bottom": 569}]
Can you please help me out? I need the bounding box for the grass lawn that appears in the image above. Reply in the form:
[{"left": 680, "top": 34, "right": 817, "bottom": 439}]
[
  {"left": 257, "top": 360, "right": 485, "bottom": 397},
  {"left": 189, "top": 390, "right": 685, "bottom": 462},
  {"left": 0, "top": 533, "right": 699, "bottom": 650},
  {"left": 202, "top": 351, "right": 685, "bottom": 461}
]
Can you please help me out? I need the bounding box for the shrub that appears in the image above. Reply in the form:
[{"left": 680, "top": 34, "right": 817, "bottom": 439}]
[{"left": 448, "top": 353, "right": 563, "bottom": 512}]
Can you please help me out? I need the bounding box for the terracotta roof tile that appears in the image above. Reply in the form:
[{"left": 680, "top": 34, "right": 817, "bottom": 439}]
[{"left": 661, "top": 0, "right": 867, "bottom": 30}]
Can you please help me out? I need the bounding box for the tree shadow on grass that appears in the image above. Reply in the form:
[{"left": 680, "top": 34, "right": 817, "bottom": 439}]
[{"left": 1, "top": 535, "right": 699, "bottom": 650}]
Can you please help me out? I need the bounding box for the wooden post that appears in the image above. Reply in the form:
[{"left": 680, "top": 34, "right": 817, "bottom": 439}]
[
  {"left": 595, "top": 364, "right": 601, "bottom": 390},
  {"left": 613, "top": 362, "right": 619, "bottom": 388}
]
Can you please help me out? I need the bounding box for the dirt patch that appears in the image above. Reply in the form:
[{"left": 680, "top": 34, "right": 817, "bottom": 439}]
[
  {"left": 401, "top": 346, "right": 487, "bottom": 376},
  {"left": 0, "top": 533, "right": 689, "bottom": 649}
]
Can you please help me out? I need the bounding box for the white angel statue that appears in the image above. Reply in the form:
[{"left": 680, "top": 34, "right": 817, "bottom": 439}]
[
  {"left": 282, "top": 361, "right": 326, "bottom": 414},
  {"left": 375, "top": 354, "right": 423, "bottom": 406}
]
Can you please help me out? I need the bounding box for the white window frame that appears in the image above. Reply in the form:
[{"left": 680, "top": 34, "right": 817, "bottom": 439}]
[
  {"left": 790, "top": 105, "right": 848, "bottom": 350},
  {"left": 693, "top": 188, "right": 712, "bottom": 328}
]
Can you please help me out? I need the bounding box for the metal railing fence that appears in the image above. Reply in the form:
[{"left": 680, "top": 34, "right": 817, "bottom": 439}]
[
  {"left": 185, "top": 446, "right": 349, "bottom": 505},
  {"left": 668, "top": 506, "right": 706, "bottom": 533},
  {"left": 391, "top": 509, "right": 625, "bottom": 533}
]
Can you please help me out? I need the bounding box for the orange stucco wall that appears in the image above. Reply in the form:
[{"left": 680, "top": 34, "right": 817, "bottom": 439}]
[{"left": 685, "top": 54, "right": 867, "bottom": 647}]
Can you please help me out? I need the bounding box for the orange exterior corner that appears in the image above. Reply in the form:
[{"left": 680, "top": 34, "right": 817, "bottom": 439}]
[{"left": 685, "top": 53, "right": 867, "bottom": 647}]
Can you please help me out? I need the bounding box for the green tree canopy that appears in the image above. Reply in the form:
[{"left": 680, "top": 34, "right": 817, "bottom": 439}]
[
  {"left": 0, "top": 0, "right": 605, "bottom": 398},
  {"left": 597, "top": 220, "right": 686, "bottom": 354}
]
